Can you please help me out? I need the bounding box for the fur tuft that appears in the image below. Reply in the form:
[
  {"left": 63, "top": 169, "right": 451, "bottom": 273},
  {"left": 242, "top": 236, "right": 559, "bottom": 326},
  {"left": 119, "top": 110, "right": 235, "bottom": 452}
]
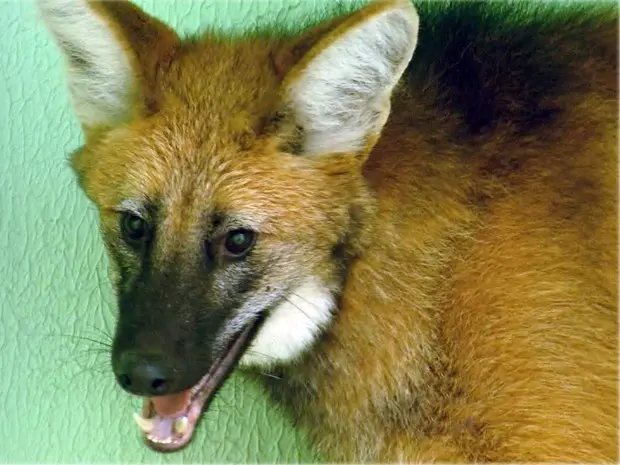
[{"left": 240, "top": 278, "right": 335, "bottom": 368}]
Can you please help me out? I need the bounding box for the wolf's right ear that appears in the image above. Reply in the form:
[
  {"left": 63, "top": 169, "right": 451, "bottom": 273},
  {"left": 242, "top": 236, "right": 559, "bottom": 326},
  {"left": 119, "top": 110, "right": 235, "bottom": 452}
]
[{"left": 37, "top": 0, "right": 180, "bottom": 137}]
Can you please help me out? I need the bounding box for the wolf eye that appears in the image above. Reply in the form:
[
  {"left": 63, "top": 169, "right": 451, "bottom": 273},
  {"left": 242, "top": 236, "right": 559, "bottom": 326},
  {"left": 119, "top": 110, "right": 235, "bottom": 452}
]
[
  {"left": 120, "top": 213, "right": 148, "bottom": 244},
  {"left": 223, "top": 229, "right": 256, "bottom": 258}
]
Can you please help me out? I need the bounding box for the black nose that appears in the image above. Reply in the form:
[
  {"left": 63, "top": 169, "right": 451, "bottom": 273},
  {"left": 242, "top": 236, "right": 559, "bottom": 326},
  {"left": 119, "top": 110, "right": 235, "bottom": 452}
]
[{"left": 114, "top": 351, "right": 175, "bottom": 396}]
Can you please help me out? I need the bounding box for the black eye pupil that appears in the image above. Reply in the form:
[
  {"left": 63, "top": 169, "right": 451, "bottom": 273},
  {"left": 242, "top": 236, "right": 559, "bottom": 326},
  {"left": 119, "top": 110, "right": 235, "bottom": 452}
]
[
  {"left": 224, "top": 230, "right": 255, "bottom": 257},
  {"left": 122, "top": 214, "right": 147, "bottom": 242},
  {"left": 232, "top": 233, "right": 246, "bottom": 245},
  {"left": 128, "top": 217, "right": 142, "bottom": 232}
]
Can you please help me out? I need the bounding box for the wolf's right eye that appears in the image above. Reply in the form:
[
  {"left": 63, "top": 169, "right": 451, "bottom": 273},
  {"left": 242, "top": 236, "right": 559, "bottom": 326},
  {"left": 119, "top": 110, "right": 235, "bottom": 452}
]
[{"left": 120, "top": 213, "right": 148, "bottom": 244}]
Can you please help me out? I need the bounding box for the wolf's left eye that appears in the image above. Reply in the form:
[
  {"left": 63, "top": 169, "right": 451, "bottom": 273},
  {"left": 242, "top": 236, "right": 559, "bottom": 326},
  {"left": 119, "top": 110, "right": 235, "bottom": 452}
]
[
  {"left": 120, "top": 213, "right": 149, "bottom": 244},
  {"left": 223, "top": 229, "right": 256, "bottom": 258}
]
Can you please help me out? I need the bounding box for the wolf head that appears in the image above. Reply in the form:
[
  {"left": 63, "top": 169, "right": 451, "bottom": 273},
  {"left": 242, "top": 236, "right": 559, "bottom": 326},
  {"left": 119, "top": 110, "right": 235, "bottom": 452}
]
[{"left": 37, "top": 0, "right": 419, "bottom": 450}]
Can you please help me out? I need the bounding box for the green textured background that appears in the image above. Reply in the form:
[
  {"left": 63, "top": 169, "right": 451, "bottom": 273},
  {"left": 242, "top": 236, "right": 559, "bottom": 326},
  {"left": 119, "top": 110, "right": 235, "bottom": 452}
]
[{"left": 0, "top": 0, "right": 368, "bottom": 462}]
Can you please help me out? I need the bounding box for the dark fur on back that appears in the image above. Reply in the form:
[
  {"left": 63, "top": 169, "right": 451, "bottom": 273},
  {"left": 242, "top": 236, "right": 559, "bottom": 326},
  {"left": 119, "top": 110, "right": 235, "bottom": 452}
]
[{"left": 406, "top": 1, "right": 618, "bottom": 135}]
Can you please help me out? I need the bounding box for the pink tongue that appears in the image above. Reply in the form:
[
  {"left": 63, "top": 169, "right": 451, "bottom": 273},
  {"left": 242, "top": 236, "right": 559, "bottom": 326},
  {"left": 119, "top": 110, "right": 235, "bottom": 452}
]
[{"left": 150, "top": 390, "right": 191, "bottom": 417}]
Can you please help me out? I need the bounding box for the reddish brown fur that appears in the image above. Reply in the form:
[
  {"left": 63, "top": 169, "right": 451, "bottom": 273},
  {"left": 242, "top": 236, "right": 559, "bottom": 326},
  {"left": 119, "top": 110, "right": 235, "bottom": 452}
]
[{"left": 56, "top": 0, "right": 617, "bottom": 462}]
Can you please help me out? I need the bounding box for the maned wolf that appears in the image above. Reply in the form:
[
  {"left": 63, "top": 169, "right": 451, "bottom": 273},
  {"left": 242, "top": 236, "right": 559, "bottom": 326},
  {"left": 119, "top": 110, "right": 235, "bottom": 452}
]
[{"left": 37, "top": 0, "right": 617, "bottom": 461}]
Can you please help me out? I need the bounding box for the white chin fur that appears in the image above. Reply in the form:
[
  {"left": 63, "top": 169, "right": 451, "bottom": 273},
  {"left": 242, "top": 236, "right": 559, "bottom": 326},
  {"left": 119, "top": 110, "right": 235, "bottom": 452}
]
[{"left": 239, "top": 278, "right": 335, "bottom": 368}]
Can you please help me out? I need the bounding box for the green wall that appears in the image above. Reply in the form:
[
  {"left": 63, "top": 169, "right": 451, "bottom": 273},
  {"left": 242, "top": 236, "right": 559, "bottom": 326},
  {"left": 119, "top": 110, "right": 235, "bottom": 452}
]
[{"left": 0, "top": 0, "right": 368, "bottom": 462}]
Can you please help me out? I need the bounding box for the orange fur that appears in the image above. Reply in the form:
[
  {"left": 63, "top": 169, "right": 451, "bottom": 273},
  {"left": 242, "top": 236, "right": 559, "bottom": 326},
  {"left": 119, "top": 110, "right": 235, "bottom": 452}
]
[{"left": 40, "top": 0, "right": 618, "bottom": 462}]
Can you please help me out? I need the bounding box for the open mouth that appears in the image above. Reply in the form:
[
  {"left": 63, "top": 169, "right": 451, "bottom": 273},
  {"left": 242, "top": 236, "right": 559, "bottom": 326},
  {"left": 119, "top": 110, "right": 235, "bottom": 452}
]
[{"left": 131, "top": 317, "right": 263, "bottom": 452}]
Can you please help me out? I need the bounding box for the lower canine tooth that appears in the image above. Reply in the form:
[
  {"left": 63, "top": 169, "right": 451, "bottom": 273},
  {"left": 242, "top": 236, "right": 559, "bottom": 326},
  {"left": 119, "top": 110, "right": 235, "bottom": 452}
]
[
  {"left": 174, "top": 416, "right": 189, "bottom": 435},
  {"left": 133, "top": 412, "right": 155, "bottom": 433}
]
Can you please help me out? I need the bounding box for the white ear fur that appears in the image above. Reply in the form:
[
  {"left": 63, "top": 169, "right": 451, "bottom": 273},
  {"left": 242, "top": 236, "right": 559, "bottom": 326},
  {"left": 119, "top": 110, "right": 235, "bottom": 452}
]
[
  {"left": 286, "top": 2, "right": 419, "bottom": 156},
  {"left": 37, "top": 0, "right": 135, "bottom": 129}
]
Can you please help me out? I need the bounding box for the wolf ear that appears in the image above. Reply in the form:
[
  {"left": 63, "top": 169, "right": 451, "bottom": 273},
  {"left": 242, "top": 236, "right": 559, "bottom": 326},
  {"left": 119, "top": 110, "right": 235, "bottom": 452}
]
[
  {"left": 37, "top": 0, "right": 180, "bottom": 137},
  {"left": 281, "top": 0, "right": 419, "bottom": 158}
]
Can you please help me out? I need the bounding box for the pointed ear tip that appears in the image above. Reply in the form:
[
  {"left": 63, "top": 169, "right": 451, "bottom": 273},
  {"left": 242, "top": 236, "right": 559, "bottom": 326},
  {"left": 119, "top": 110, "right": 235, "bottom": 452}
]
[
  {"left": 392, "top": 1, "right": 420, "bottom": 26},
  {"left": 373, "top": 0, "right": 420, "bottom": 36},
  {"left": 35, "top": 0, "right": 74, "bottom": 21},
  {"left": 376, "top": 0, "right": 417, "bottom": 15}
]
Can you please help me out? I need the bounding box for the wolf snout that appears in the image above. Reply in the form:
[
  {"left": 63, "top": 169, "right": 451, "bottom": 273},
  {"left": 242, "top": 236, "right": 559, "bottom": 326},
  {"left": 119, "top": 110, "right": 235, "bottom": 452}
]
[{"left": 114, "top": 350, "right": 178, "bottom": 397}]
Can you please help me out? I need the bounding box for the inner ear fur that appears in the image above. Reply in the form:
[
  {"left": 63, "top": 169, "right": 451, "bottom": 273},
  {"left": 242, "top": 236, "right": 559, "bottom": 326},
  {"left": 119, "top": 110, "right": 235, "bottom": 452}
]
[{"left": 273, "top": 0, "right": 420, "bottom": 159}]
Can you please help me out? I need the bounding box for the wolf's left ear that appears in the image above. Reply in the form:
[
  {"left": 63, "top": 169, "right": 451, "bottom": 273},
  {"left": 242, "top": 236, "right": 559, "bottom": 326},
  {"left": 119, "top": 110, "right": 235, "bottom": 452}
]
[
  {"left": 281, "top": 0, "right": 419, "bottom": 158},
  {"left": 37, "top": 0, "right": 180, "bottom": 137}
]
